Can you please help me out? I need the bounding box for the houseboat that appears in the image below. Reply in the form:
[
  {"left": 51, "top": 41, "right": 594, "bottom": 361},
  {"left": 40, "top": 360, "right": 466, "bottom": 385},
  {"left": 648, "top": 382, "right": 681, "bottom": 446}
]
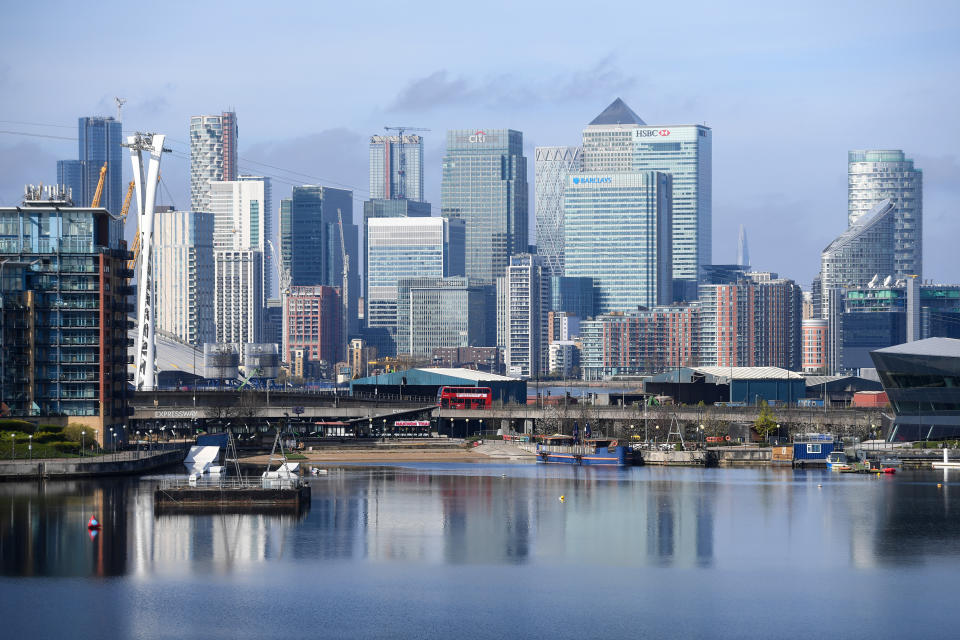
[{"left": 535, "top": 435, "right": 629, "bottom": 466}]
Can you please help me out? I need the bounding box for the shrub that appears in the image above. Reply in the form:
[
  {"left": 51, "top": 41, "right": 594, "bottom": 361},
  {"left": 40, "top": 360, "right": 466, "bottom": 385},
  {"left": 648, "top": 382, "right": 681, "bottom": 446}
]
[
  {"left": 37, "top": 424, "right": 64, "bottom": 434},
  {"left": 50, "top": 441, "right": 78, "bottom": 454},
  {"left": 0, "top": 419, "right": 35, "bottom": 433},
  {"left": 63, "top": 424, "right": 91, "bottom": 443}
]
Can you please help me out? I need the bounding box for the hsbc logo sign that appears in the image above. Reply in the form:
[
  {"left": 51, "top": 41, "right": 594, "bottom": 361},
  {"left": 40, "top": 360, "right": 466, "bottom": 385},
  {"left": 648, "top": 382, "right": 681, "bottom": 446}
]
[
  {"left": 635, "top": 129, "right": 671, "bottom": 138},
  {"left": 468, "top": 130, "right": 486, "bottom": 143}
]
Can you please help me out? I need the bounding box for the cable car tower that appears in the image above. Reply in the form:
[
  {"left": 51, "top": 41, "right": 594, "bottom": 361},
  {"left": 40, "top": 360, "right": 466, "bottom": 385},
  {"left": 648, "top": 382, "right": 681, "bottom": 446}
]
[{"left": 124, "top": 133, "right": 169, "bottom": 391}]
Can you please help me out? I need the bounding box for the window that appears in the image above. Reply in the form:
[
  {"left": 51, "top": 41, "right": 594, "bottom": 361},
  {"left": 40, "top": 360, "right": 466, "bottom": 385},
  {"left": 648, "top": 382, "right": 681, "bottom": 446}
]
[{"left": 807, "top": 444, "right": 822, "bottom": 454}]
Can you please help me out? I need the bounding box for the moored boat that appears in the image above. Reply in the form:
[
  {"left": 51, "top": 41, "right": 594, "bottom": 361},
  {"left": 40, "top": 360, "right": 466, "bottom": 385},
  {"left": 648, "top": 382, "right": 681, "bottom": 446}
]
[
  {"left": 826, "top": 451, "right": 852, "bottom": 472},
  {"left": 536, "top": 435, "right": 629, "bottom": 466}
]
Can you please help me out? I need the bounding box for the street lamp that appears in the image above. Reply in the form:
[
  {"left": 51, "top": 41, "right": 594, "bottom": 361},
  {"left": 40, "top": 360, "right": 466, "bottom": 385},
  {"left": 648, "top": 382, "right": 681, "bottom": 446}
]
[
  {"left": 465, "top": 418, "right": 470, "bottom": 440},
  {"left": 10, "top": 432, "right": 14, "bottom": 460},
  {"left": 655, "top": 425, "right": 660, "bottom": 446},
  {"left": 81, "top": 431, "right": 85, "bottom": 457},
  {"left": 28, "top": 434, "right": 32, "bottom": 460},
  {"left": 699, "top": 423, "right": 705, "bottom": 447}
]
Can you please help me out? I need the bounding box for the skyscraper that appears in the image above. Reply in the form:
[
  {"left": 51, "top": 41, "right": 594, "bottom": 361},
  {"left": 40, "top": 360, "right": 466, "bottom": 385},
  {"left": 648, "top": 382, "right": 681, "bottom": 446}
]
[
  {"left": 56, "top": 159, "right": 84, "bottom": 205},
  {"left": 190, "top": 112, "right": 239, "bottom": 212},
  {"left": 582, "top": 98, "right": 712, "bottom": 295},
  {"left": 365, "top": 216, "right": 464, "bottom": 356},
  {"left": 396, "top": 277, "right": 495, "bottom": 357},
  {"left": 78, "top": 116, "right": 124, "bottom": 214},
  {"left": 564, "top": 171, "right": 673, "bottom": 313},
  {"left": 155, "top": 210, "right": 216, "bottom": 347},
  {"left": 441, "top": 129, "right": 528, "bottom": 282},
  {"left": 369, "top": 135, "right": 424, "bottom": 201},
  {"left": 208, "top": 176, "right": 273, "bottom": 299},
  {"left": 534, "top": 146, "right": 582, "bottom": 276},
  {"left": 503, "top": 254, "right": 549, "bottom": 378},
  {"left": 848, "top": 150, "right": 922, "bottom": 278},
  {"left": 278, "top": 186, "right": 358, "bottom": 336},
  {"left": 214, "top": 249, "right": 263, "bottom": 346}
]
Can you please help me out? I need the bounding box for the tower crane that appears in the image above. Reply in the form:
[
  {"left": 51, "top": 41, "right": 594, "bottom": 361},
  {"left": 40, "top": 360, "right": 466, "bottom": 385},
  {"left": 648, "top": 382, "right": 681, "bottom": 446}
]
[
  {"left": 266, "top": 239, "right": 291, "bottom": 361},
  {"left": 90, "top": 163, "right": 108, "bottom": 207},
  {"left": 383, "top": 126, "right": 429, "bottom": 200}
]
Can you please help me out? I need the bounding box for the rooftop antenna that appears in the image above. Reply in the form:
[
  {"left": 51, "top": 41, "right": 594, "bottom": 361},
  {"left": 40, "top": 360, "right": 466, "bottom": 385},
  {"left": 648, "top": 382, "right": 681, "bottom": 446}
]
[{"left": 115, "top": 97, "right": 127, "bottom": 121}]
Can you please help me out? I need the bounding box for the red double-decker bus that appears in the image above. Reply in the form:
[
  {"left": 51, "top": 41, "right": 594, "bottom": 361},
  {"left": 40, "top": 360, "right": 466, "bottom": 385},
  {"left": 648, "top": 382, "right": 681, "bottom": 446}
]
[{"left": 437, "top": 386, "right": 493, "bottom": 409}]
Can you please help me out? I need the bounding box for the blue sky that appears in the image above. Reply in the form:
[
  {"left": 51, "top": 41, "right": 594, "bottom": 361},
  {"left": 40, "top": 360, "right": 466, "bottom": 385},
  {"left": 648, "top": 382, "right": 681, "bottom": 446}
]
[{"left": 1, "top": 0, "right": 958, "bottom": 287}]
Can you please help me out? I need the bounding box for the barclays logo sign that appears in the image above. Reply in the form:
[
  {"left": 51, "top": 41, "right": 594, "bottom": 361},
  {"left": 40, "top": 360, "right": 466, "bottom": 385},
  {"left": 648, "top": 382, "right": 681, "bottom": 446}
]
[{"left": 572, "top": 177, "right": 612, "bottom": 185}]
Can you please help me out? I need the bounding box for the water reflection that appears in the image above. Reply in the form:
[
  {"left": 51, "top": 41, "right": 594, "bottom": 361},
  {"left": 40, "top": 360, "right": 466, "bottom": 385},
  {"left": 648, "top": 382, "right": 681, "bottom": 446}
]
[{"left": 2, "top": 466, "right": 960, "bottom": 578}]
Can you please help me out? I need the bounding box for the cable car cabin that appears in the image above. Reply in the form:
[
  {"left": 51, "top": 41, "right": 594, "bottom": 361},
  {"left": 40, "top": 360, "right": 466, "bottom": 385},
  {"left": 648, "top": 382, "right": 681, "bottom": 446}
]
[{"left": 437, "top": 386, "right": 493, "bottom": 409}]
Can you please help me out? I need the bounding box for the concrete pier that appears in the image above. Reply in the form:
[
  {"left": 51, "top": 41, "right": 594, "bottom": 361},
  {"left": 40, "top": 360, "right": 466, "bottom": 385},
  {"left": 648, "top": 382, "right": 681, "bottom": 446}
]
[{"left": 0, "top": 448, "right": 186, "bottom": 481}]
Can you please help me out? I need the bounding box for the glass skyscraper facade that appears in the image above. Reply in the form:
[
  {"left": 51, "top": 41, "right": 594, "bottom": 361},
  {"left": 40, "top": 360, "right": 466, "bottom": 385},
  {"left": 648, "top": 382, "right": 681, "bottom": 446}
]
[
  {"left": 366, "top": 217, "right": 464, "bottom": 356},
  {"left": 441, "top": 129, "right": 528, "bottom": 283},
  {"left": 78, "top": 116, "right": 124, "bottom": 215},
  {"left": 534, "top": 146, "right": 582, "bottom": 276},
  {"left": 369, "top": 135, "right": 424, "bottom": 201},
  {"left": 564, "top": 171, "right": 673, "bottom": 313},
  {"left": 848, "top": 150, "right": 922, "bottom": 279},
  {"left": 155, "top": 210, "right": 215, "bottom": 346},
  {"left": 395, "top": 277, "right": 495, "bottom": 357},
  {"left": 582, "top": 99, "right": 711, "bottom": 294},
  {"left": 56, "top": 160, "right": 84, "bottom": 205},
  {"left": 279, "top": 186, "right": 358, "bottom": 336}
]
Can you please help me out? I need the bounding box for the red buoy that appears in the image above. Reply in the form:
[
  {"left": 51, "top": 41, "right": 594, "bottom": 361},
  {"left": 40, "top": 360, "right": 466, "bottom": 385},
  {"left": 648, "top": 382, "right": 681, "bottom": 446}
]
[{"left": 87, "top": 516, "right": 101, "bottom": 530}]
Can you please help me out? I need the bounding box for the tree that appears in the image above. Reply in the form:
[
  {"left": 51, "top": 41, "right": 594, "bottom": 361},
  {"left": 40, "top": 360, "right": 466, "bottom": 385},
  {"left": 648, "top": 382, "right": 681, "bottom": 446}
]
[{"left": 753, "top": 399, "right": 778, "bottom": 444}]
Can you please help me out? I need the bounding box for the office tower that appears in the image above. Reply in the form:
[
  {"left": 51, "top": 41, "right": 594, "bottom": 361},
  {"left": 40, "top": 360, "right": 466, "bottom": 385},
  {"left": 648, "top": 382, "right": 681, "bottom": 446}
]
[
  {"left": 278, "top": 185, "right": 358, "bottom": 336},
  {"left": 78, "top": 116, "right": 124, "bottom": 214},
  {"left": 564, "top": 171, "right": 673, "bottom": 313},
  {"left": 441, "top": 129, "right": 528, "bottom": 282},
  {"left": 208, "top": 176, "right": 273, "bottom": 301},
  {"left": 819, "top": 198, "right": 896, "bottom": 372},
  {"left": 0, "top": 186, "right": 130, "bottom": 442},
  {"left": 431, "top": 346, "right": 504, "bottom": 374},
  {"left": 579, "top": 305, "right": 699, "bottom": 380},
  {"left": 365, "top": 217, "right": 464, "bottom": 356},
  {"left": 283, "top": 285, "right": 342, "bottom": 367},
  {"left": 582, "top": 98, "right": 712, "bottom": 295},
  {"left": 802, "top": 319, "right": 828, "bottom": 374},
  {"left": 503, "top": 254, "right": 549, "bottom": 378},
  {"left": 849, "top": 150, "right": 922, "bottom": 278},
  {"left": 369, "top": 134, "right": 424, "bottom": 201},
  {"left": 534, "top": 146, "right": 582, "bottom": 276},
  {"left": 697, "top": 274, "right": 802, "bottom": 370},
  {"left": 155, "top": 210, "right": 215, "bottom": 346},
  {"left": 548, "top": 341, "right": 579, "bottom": 378},
  {"left": 548, "top": 276, "right": 594, "bottom": 318},
  {"left": 190, "top": 112, "right": 239, "bottom": 212},
  {"left": 395, "top": 277, "right": 495, "bottom": 357},
  {"left": 56, "top": 160, "right": 84, "bottom": 204},
  {"left": 839, "top": 281, "right": 960, "bottom": 372},
  {"left": 214, "top": 250, "right": 263, "bottom": 346}
]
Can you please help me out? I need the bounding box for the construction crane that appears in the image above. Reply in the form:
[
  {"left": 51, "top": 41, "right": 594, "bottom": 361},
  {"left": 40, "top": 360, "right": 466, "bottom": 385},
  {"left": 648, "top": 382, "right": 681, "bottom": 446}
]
[
  {"left": 127, "top": 174, "right": 159, "bottom": 272},
  {"left": 337, "top": 209, "right": 349, "bottom": 359},
  {"left": 266, "top": 239, "right": 292, "bottom": 360},
  {"left": 383, "top": 126, "right": 429, "bottom": 200},
  {"left": 90, "top": 163, "right": 108, "bottom": 207}
]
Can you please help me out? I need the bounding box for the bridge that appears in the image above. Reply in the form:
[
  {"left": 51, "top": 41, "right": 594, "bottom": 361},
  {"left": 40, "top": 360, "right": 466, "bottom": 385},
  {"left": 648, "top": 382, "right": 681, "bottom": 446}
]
[{"left": 129, "top": 390, "right": 888, "bottom": 440}]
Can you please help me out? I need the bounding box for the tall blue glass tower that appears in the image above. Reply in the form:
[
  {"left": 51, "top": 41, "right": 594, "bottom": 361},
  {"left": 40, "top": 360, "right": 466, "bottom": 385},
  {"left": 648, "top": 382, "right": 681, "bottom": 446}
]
[{"left": 78, "top": 116, "right": 124, "bottom": 214}]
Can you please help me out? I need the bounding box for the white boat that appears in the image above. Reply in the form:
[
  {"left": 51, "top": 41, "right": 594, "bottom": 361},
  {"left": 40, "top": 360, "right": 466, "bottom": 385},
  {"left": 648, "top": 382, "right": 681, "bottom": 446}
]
[
  {"left": 932, "top": 449, "right": 960, "bottom": 469},
  {"left": 826, "top": 451, "right": 852, "bottom": 472}
]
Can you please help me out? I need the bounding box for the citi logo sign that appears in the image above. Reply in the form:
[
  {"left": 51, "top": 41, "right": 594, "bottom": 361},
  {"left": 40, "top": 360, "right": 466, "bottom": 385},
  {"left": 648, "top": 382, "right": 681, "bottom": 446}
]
[
  {"left": 469, "top": 130, "right": 486, "bottom": 143},
  {"left": 573, "top": 177, "right": 612, "bottom": 185},
  {"left": 635, "top": 129, "right": 671, "bottom": 138}
]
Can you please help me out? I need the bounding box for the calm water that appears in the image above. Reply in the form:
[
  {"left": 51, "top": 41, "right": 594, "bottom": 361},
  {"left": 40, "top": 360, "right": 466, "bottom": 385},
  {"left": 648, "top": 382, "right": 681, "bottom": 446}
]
[{"left": 2, "top": 464, "right": 960, "bottom": 639}]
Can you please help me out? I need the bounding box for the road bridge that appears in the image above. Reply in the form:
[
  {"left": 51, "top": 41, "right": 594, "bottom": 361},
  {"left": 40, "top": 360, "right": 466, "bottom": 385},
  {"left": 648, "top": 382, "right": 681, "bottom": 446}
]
[{"left": 129, "top": 391, "right": 887, "bottom": 440}]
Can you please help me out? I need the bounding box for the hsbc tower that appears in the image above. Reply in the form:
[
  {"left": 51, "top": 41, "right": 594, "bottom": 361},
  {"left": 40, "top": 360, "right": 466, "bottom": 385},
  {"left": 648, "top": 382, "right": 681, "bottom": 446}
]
[{"left": 582, "top": 99, "right": 712, "bottom": 299}]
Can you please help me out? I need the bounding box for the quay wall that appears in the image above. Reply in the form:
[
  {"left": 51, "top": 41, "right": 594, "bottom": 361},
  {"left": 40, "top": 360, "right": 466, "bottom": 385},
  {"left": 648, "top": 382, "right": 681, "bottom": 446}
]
[{"left": 0, "top": 449, "right": 186, "bottom": 481}]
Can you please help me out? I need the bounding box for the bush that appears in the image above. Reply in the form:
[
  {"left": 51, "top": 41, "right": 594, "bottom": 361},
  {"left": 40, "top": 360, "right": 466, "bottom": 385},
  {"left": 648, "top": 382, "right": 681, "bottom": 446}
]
[
  {"left": 37, "top": 424, "right": 64, "bottom": 434},
  {"left": 50, "top": 441, "right": 79, "bottom": 454},
  {"left": 63, "top": 424, "right": 91, "bottom": 443},
  {"left": 0, "top": 419, "right": 35, "bottom": 433}
]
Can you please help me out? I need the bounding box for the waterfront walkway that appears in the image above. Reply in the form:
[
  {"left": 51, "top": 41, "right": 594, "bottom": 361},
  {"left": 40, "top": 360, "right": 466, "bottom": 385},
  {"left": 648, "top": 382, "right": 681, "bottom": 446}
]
[{"left": 0, "top": 447, "right": 188, "bottom": 480}]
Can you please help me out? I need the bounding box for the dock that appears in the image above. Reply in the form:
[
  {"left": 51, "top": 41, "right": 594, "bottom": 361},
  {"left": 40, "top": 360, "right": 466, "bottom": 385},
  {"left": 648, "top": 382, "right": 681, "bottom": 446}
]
[{"left": 154, "top": 477, "right": 311, "bottom": 514}]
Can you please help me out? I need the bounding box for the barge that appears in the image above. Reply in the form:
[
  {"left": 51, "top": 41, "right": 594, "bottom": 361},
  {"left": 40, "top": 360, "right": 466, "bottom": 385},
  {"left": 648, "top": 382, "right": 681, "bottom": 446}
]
[{"left": 536, "top": 435, "right": 629, "bottom": 466}]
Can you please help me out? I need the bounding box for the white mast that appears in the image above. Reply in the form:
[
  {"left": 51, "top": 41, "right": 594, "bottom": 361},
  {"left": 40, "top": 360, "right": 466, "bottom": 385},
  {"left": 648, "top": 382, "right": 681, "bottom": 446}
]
[{"left": 126, "top": 132, "right": 168, "bottom": 391}]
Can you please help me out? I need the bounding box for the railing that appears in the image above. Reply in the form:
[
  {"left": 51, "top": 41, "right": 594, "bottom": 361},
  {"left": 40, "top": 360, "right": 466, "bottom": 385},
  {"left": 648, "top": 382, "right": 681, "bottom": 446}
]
[{"left": 158, "top": 475, "right": 306, "bottom": 490}]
